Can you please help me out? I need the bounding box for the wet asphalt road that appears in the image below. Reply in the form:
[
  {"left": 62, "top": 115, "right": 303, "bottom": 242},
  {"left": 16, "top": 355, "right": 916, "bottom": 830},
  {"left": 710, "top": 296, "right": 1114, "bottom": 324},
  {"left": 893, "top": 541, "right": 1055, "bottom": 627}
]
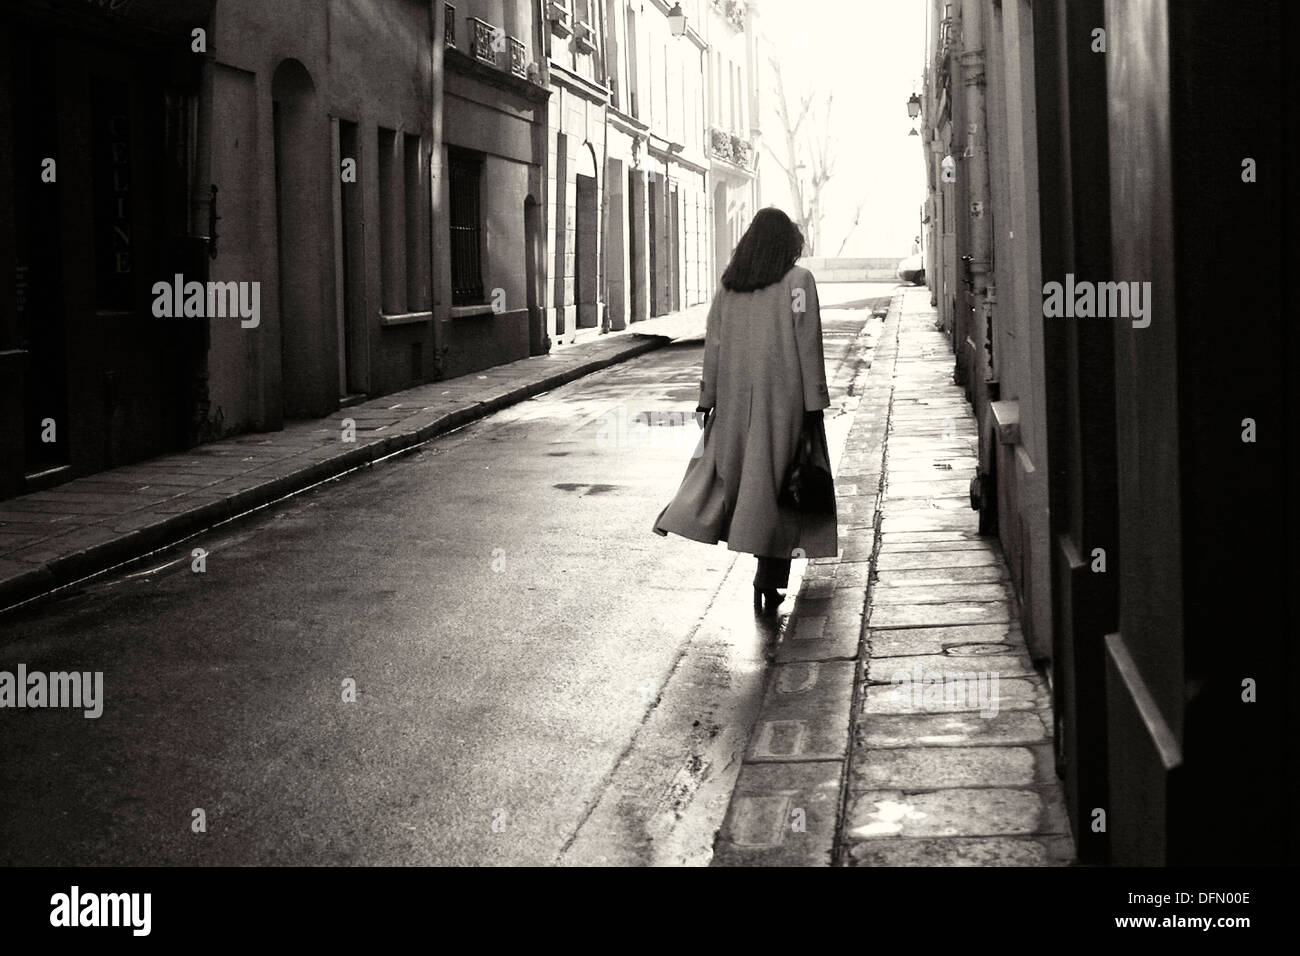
[{"left": 0, "top": 283, "right": 890, "bottom": 866}]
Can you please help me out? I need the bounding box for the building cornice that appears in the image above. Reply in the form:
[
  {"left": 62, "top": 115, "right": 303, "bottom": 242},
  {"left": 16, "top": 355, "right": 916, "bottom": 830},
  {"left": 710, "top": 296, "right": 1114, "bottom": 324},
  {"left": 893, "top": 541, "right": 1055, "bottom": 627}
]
[
  {"left": 647, "top": 142, "right": 709, "bottom": 175},
  {"left": 547, "top": 59, "right": 611, "bottom": 102},
  {"left": 710, "top": 157, "right": 756, "bottom": 181},
  {"left": 608, "top": 106, "right": 650, "bottom": 136}
]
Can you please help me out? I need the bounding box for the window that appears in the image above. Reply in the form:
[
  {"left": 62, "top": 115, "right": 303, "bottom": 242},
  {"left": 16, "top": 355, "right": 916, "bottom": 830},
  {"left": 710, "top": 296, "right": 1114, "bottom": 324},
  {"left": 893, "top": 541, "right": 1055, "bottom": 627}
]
[
  {"left": 448, "top": 148, "right": 484, "bottom": 306},
  {"left": 717, "top": 59, "right": 725, "bottom": 129},
  {"left": 606, "top": 0, "right": 620, "bottom": 107},
  {"left": 404, "top": 133, "right": 428, "bottom": 311},
  {"left": 732, "top": 62, "right": 740, "bottom": 130},
  {"left": 378, "top": 127, "right": 401, "bottom": 313},
  {"left": 378, "top": 129, "right": 430, "bottom": 315},
  {"left": 626, "top": 4, "right": 640, "bottom": 117}
]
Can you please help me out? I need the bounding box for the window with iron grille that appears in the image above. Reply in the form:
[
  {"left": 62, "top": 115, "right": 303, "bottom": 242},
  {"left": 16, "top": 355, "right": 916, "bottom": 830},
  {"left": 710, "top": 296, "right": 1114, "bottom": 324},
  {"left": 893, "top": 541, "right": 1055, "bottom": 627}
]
[{"left": 448, "top": 149, "right": 484, "bottom": 306}]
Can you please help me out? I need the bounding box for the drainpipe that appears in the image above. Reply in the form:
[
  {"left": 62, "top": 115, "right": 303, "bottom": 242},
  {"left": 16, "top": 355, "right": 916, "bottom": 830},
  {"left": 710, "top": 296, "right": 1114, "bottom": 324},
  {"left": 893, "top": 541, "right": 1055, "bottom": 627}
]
[
  {"left": 191, "top": 8, "right": 217, "bottom": 436},
  {"left": 429, "top": 0, "right": 446, "bottom": 375},
  {"left": 958, "top": 0, "right": 993, "bottom": 377},
  {"left": 598, "top": 0, "right": 611, "bottom": 333},
  {"left": 535, "top": 0, "right": 552, "bottom": 349}
]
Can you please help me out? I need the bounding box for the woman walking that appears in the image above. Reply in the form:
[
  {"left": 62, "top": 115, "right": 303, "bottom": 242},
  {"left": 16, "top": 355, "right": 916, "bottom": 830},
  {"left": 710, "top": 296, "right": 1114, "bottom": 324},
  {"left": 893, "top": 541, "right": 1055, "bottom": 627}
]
[{"left": 652, "top": 207, "right": 837, "bottom": 615}]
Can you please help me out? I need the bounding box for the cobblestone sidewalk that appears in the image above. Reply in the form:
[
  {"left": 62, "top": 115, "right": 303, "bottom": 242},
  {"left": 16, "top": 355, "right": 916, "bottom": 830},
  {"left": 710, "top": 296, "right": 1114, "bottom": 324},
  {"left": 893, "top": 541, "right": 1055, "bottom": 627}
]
[{"left": 713, "top": 287, "right": 1075, "bottom": 866}]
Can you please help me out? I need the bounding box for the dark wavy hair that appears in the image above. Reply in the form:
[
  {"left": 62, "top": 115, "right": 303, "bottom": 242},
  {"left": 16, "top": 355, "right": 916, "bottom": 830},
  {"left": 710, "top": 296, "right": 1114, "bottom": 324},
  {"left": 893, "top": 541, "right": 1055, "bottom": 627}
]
[{"left": 720, "top": 207, "right": 806, "bottom": 292}]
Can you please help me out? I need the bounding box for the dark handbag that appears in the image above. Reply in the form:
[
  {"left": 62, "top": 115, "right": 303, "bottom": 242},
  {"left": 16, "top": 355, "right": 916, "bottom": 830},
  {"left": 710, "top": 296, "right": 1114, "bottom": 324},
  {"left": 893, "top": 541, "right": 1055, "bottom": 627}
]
[{"left": 780, "top": 416, "right": 835, "bottom": 514}]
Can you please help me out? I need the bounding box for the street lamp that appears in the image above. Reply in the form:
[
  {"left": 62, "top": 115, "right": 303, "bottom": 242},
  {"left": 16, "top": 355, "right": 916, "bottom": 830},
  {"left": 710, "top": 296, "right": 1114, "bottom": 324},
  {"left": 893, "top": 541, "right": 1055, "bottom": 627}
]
[
  {"left": 907, "top": 93, "right": 921, "bottom": 119},
  {"left": 668, "top": 3, "right": 687, "bottom": 37}
]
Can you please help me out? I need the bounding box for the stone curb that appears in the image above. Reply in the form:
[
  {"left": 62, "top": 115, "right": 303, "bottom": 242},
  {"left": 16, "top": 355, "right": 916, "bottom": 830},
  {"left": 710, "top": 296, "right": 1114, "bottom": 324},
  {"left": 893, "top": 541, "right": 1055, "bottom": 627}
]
[{"left": 0, "top": 335, "right": 669, "bottom": 613}]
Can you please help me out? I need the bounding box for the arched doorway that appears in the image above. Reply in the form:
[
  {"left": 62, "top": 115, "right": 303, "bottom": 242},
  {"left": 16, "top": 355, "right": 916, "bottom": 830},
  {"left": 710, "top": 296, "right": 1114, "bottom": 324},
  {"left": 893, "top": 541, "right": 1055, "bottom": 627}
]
[{"left": 574, "top": 142, "right": 599, "bottom": 329}]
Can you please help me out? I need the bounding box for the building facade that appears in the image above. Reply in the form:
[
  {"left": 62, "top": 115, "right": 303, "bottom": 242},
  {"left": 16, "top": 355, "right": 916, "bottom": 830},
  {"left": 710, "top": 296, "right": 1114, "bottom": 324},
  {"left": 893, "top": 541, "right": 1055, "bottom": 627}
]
[
  {"left": 439, "top": 0, "right": 550, "bottom": 371},
  {"left": 205, "top": 0, "right": 442, "bottom": 430},
  {"left": 0, "top": 0, "right": 759, "bottom": 500},
  {"left": 920, "top": 0, "right": 1294, "bottom": 865},
  {"left": 543, "top": 0, "right": 759, "bottom": 341}
]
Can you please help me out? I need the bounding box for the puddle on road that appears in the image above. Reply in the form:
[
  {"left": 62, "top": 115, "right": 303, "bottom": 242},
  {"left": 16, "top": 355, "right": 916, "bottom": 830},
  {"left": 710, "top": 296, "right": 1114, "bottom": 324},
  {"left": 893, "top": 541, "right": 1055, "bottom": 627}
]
[{"left": 553, "top": 482, "right": 621, "bottom": 495}]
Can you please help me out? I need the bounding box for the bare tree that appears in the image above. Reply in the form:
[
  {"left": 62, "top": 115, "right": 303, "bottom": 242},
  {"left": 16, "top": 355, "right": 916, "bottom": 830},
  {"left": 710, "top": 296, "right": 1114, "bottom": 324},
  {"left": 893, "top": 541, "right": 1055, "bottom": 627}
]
[{"left": 766, "top": 56, "right": 837, "bottom": 255}]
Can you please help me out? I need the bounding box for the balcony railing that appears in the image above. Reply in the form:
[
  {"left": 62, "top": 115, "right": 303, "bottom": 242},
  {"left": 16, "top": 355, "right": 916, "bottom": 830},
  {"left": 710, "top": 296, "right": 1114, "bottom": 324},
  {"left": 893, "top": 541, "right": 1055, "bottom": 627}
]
[
  {"left": 469, "top": 17, "right": 498, "bottom": 65},
  {"left": 509, "top": 36, "right": 527, "bottom": 78},
  {"left": 448, "top": 8, "right": 540, "bottom": 87}
]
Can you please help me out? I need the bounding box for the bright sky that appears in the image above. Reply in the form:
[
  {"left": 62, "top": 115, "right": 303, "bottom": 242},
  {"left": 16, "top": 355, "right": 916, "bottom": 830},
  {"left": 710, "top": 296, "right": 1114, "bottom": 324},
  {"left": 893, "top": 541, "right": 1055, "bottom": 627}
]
[{"left": 755, "top": 0, "right": 928, "bottom": 258}]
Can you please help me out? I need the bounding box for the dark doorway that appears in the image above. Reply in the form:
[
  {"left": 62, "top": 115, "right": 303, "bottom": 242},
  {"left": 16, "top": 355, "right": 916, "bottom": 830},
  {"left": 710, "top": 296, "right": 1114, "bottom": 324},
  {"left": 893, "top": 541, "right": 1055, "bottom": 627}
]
[
  {"left": 648, "top": 174, "right": 659, "bottom": 316},
  {"left": 627, "top": 174, "right": 637, "bottom": 323},
  {"left": 668, "top": 180, "right": 680, "bottom": 313},
  {"left": 272, "top": 57, "right": 331, "bottom": 419},
  {"left": 575, "top": 172, "right": 598, "bottom": 329},
  {"left": 525, "top": 196, "right": 544, "bottom": 354},
  {"left": 448, "top": 147, "right": 485, "bottom": 306},
  {"left": 338, "top": 118, "right": 366, "bottom": 399}
]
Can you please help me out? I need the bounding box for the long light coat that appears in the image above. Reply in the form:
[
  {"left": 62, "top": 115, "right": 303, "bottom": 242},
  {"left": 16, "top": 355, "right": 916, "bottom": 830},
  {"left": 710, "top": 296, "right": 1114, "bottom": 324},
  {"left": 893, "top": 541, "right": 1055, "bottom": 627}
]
[{"left": 652, "top": 265, "right": 838, "bottom": 559}]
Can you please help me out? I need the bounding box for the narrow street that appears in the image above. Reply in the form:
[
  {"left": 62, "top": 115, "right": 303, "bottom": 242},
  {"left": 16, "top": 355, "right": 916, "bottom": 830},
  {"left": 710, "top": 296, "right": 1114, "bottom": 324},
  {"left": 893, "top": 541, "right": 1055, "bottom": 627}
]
[{"left": 0, "top": 285, "right": 891, "bottom": 867}]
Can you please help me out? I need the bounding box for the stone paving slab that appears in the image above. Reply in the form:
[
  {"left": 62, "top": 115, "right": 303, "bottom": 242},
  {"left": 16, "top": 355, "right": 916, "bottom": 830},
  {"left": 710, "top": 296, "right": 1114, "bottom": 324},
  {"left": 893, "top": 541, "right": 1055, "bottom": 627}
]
[
  {"left": 774, "top": 608, "right": 861, "bottom": 663},
  {"left": 844, "top": 787, "right": 1071, "bottom": 840},
  {"left": 879, "top": 515, "right": 980, "bottom": 534},
  {"left": 875, "top": 549, "right": 1003, "bottom": 571},
  {"left": 886, "top": 479, "right": 973, "bottom": 496},
  {"left": 856, "top": 710, "right": 1052, "bottom": 749},
  {"left": 851, "top": 743, "right": 1056, "bottom": 790},
  {"left": 746, "top": 660, "right": 857, "bottom": 762},
  {"left": 844, "top": 834, "right": 1074, "bottom": 866},
  {"left": 712, "top": 761, "right": 842, "bottom": 867},
  {"left": 875, "top": 566, "right": 1010, "bottom": 587},
  {"left": 0, "top": 333, "right": 671, "bottom": 610},
  {"left": 870, "top": 582, "right": 1015, "bottom": 605},
  {"left": 868, "top": 600, "right": 1014, "bottom": 628},
  {"left": 862, "top": 675, "right": 1045, "bottom": 715},
  {"left": 880, "top": 529, "right": 985, "bottom": 543},
  {"left": 877, "top": 540, "right": 998, "bottom": 556},
  {"left": 838, "top": 534, "right": 876, "bottom": 562},
  {"left": 884, "top": 500, "right": 971, "bottom": 515},
  {"left": 865, "top": 651, "right": 1036, "bottom": 682},
  {"left": 867, "top": 622, "right": 1026, "bottom": 657}
]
